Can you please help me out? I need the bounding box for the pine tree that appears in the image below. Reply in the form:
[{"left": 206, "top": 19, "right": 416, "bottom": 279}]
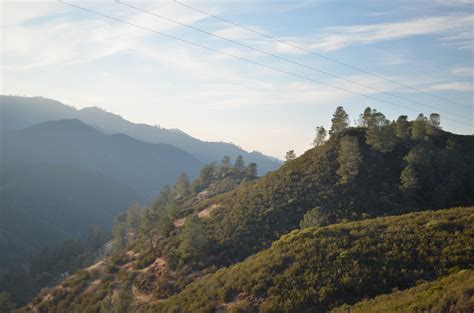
[
  {"left": 429, "top": 113, "right": 441, "bottom": 128},
  {"left": 178, "top": 216, "right": 210, "bottom": 263},
  {"left": 337, "top": 136, "right": 362, "bottom": 184},
  {"left": 175, "top": 173, "right": 190, "bottom": 196},
  {"left": 220, "top": 156, "right": 232, "bottom": 176},
  {"left": 411, "top": 114, "right": 428, "bottom": 140},
  {"left": 330, "top": 106, "right": 349, "bottom": 136},
  {"left": 126, "top": 204, "right": 143, "bottom": 230},
  {"left": 395, "top": 115, "right": 410, "bottom": 138},
  {"left": 312, "top": 126, "right": 327, "bottom": 147},
  {"left": 246, "top": 162, "right": 258, "bottom": 178},
  {"left": 234, "top": 155, "right": 246, "bottom": 173},
  {"left": 358, "top": 107, "right": 373, "bottom": 128},
  {"left": 365, "top": 111, "right": 396, "bottom": 152},
  {"left": 285, "top": 150, "right": 296, "bottom": 162}
]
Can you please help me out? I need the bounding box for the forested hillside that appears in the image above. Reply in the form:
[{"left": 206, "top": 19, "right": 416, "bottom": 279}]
[
  {"left": 0, "top": 95, "right": 281, "bottom": 174},
  {"left": 19, "top": 107, "right": 474, "bottom": 312}
]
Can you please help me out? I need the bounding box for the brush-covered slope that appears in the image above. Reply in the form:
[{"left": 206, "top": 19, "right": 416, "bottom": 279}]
[
  {"left": 26, "top": 207, "right": 473, "bottom": 313},
  {"left": 0, "top": 95, "right": 281, "bottom": 173},
  {"left": 332, "top": 269, "right": 474, "bottom": 313},
  {"left": 187, "top": 126, "right": 474, "bottom": 266},
  {"left": 153, "top": 207, "right": 474, "bottom": 313}
]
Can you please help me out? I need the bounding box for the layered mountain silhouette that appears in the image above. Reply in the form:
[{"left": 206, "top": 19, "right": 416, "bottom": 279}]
[
  {"left": 1, "top": 119, "right": 202, "bottom": 264},
  {"left": 1, "top": 96, "right": 282, "bottom": 174}
]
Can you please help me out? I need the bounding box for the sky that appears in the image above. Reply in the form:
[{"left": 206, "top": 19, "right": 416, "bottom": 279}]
[{"left": 1, "top": 0, "right": 473, "bottom": 158}]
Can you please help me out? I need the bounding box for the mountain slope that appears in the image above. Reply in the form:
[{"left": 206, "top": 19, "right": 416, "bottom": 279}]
[
  {"left": 153, "top": 207, "right": 474, "bottom": 312},
  {"left": 0, "top": 95, "right": 281, "bottom": 174},
  {"left": 26, "top": 207, "right": 474, "bottom": 312},
  {"left": 332, "top": 269, "right": 474, "bottom": 313}
]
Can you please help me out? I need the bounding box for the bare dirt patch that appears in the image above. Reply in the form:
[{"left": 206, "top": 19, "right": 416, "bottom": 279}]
[{"left": 198, "top": 204, "right": 220, "bottom": 218}]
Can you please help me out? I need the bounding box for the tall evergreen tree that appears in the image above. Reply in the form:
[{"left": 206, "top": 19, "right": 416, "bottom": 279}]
[
  {"left": 395, "top": 115, "right": 410, "bottom": 138},
  {"left": 285, "top": 150, "right": 296, "bottom": 162},
  {"left": 330, "top": 106, "right": 349, "bottom": 136},
  {"left": 365, "top": 111, "right": 396, "bottom": 152},
  {"left": 246, "top": 162, "right": 258, "bottom": 178},
  {"left": 126, "top": 204, "right": 143, "bottom": 230},
  {"left": 220, "top": 156, "right": 232, "bottom": 176},
  {"left": 312, "top": 126, "right": 327, "bottom": 147},
  {"left": 178, "top": 216, "right": 210, "bottom": 263},
  {"left": 411, "top": 114, "right": 428, "bottom": 140},
  {"left": 175, "top": 173, "right": 190, "bottom": 196},
  {"left": 429, "top": 113, "right": 441, "bottom": 128},
  {"left": 234, "top": 155, "right": 246, "bottom": 173},
  {"left": 337, "top": 136, "right": 362, "bottom": 184},
  {"left": 358, "top": 107, "right": 373, "bottom": 128}
]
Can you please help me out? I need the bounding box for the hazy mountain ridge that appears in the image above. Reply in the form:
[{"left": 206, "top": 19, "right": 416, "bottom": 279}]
[
  {"left": 0, "top": 118, "right": 202, "bottom": 271},
  {"left": 3, "top": 119, "right": 202, "bottom": 200},
  {"left": 0, "top": 95, "right": 282, "bottom": 174}
]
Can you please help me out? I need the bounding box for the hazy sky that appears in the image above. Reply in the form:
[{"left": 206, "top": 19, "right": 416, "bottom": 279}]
[{"left": 2, "top": 0, "right": 473, "bottom": 158}]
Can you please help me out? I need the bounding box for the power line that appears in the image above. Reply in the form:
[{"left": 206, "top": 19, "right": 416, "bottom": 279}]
[
  {"left": 58, "top": 0, "right": 472, "bottom": 127},
  {"left": 174, "top": 0, "right": 473, "bottom": 111},
  {"left": 117, "top": 0, "right": 472, "bottom": 123}
]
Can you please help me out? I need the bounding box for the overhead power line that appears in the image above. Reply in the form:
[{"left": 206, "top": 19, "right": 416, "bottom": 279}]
[
  {"left": 117, "top": 0, "right": 472, "bottom": 123},
  {"left": 174, "top": 0, "right": 473, "bottom": 111},
  {"left": 58, "top": 0, "right": 472, "bottom": 127}
]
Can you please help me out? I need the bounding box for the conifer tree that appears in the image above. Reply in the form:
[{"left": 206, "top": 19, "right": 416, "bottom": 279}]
[
  {"left": 429, "top": 113, "right": 441, "bottom": 128},
  {"left": 330, "top": 106, "right": 349, "bottom": 136},
  {"left": 312, "top": 126, "right": 327, "bottom": 147},
  {"left": 234, "top": 155, "right": 246, "bottom": 173},
  {"left": 358, "top": 107, "right": 373, "bottom": 128},
  {"left": 395, "top": 115, "right": 410, "bottom": 138},
  {"left": 411, "top": 114, "right": 428, "bottom": 140},
  {"left": 175, "top": 173, "right": 190, "bottom": 196},
  {"left": 337, "top": 136, "right": 362, "bottom": 184},
  {"left": 285, "top": 150, "right": 296, "bottom": 162},
  {"left": 246, "top": 162, "right": 258, "bottom": 178}
]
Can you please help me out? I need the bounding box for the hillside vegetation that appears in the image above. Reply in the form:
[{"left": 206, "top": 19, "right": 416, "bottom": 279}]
[
  {"left": 25, "top": 207, "right": 473, "bottom": 313},
  {"left": 18, "top": 107, "right": 474, "bottom": 312},
  {"left": 152, "top": 207, "right": 473, "bottom": 312},
  {"left": 332, "top": 269, "right": 474, "bottom": 313}
]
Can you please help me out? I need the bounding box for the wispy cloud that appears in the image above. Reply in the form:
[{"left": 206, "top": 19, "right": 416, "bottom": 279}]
[
  {"left": 1, "top": 1, "right": 217, "bottom": 71},
  {"left": 429, "top": 82, "right": 474, "bottom": 92},
  {"left": 450, "top": 66, "right": 474, "bottom": 77},
  {"left": 308, "top": 14, "right": 474, "bottom": 52}
]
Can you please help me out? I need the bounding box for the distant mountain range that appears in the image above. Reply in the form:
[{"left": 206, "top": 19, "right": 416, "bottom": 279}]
[
  {"left": 1, "top": 119, "right": 203, "bottom": 264},
  {"left": 1, "top": 96, "right": 282, "bottom": 174},
  {"left": 0, "top": 94, "right": 280, "bottom": 266}
]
